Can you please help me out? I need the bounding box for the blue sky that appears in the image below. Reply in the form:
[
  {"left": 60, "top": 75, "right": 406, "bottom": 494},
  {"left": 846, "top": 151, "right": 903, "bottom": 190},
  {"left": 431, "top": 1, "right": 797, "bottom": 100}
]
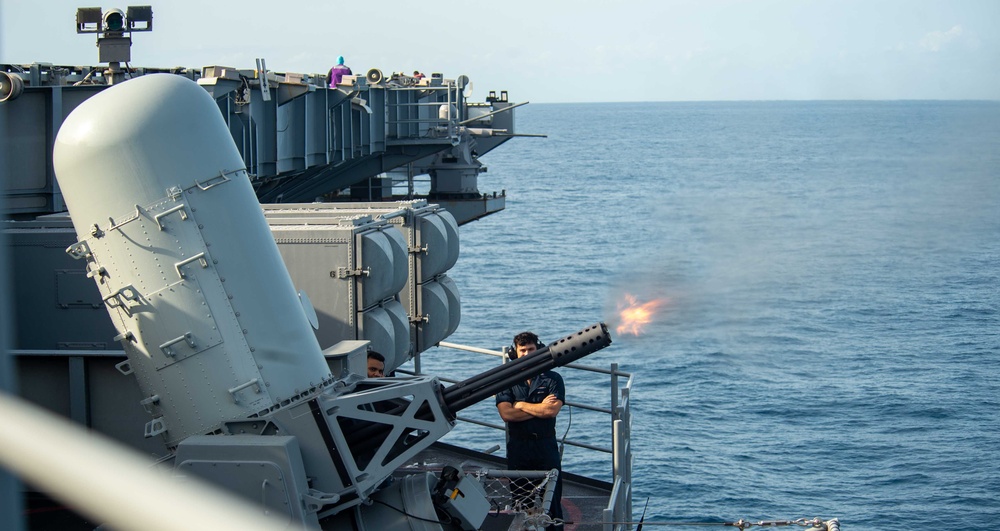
[{"left": 2, "top": 0, "right": 997, "bottom": 102}]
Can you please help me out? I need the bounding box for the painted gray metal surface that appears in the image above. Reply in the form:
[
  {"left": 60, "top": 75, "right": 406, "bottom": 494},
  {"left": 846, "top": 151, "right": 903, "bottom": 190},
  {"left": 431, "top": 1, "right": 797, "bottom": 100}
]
[
  {"left": 2, "top": 202, "right": 459, "bottom": 373},
  {"left": 0, "top": 126, "right": 25, "bottom": 531},
  {"left": 0, "top": 18, "right": 630, "bottom": 528},
  {"left": 41, "top": 74, "right": 472, "bottom": 525},
  {"left": 54, "top": 74, "right": 333, "bottom": 448},
  {"left": 2, "top": 62, "right": 514, "bottom": 224},
  {"left": 270, "top": 219, "right": 412, "bottom": 370},
  {"left": 174, "top": 435, "right": 318, "bottom": 527},
  {"left": 264, "top": 201, "right": 462, "bottom": 356}
]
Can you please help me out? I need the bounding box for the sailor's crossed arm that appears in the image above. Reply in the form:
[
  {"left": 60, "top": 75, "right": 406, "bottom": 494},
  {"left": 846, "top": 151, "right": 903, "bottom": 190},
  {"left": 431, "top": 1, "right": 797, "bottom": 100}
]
[{"left": 513, "top": 394, "right": 563, "bottom": 419}]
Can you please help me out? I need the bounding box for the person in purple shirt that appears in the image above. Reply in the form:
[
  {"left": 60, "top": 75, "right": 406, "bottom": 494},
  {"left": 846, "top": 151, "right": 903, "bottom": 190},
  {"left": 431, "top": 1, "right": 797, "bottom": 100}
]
[{"left": 328, "top": 56, "right": 352, "bottom": 87}]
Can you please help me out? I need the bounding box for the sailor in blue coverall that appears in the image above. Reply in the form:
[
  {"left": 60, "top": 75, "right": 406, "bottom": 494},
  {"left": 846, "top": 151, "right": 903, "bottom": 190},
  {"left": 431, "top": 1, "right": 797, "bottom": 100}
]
[{"left": 496, "top": 331, "right": 565, "bottom": 527}]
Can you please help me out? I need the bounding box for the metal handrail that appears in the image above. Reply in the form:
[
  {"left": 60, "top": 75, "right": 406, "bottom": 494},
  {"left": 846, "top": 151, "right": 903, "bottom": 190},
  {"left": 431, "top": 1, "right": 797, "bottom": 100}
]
[
  {"left": 0, "top": 392, "right": 291, "bottom": 531},
  {"left": 384, "top": 80, "right": 460, "bottom": 133}
]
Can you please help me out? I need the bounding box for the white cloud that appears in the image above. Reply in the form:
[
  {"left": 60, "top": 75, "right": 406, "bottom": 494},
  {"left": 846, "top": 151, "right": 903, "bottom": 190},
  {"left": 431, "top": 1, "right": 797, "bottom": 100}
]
[{"left": 920, "top": 25, "right": 964, "bottom": 52}]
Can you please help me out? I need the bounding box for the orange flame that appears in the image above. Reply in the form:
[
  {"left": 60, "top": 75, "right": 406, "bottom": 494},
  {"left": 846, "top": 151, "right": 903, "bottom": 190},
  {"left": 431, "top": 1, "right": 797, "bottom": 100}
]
[{"left": 615, "top": 294, "right": 666, "bottom": 336}]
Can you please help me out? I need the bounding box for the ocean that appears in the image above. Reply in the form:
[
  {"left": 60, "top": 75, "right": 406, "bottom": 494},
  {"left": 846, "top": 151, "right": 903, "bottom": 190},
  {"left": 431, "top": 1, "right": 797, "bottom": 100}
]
[{"left": 415, "top": 101, "right": 1000, "bottom": 530}]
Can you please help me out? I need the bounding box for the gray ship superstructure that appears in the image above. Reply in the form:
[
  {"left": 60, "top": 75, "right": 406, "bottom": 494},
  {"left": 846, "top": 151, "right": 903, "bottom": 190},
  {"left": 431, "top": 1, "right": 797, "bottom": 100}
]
[{"left": 0, "top": 6, "right": 636, "bottom": 531}]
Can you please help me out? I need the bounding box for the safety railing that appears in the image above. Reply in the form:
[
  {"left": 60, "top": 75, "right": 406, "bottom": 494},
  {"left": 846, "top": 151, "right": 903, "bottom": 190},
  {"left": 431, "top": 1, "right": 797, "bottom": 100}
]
[{"left": 385, "top": 80, "right": 464, "bottom": 142}]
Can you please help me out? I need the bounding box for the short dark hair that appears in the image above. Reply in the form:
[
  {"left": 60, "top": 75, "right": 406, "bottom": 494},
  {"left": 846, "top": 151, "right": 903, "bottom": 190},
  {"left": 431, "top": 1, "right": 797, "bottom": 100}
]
[
  {"left": 368, "top": 351, "right": 385, "bottom": 363},
  {"left": 513, "top": 331, "right": 539, "bottom": 348}
]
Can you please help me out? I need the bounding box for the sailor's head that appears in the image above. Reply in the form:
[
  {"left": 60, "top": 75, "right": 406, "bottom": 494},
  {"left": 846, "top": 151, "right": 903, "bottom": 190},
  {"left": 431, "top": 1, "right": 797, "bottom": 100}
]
[
  {"left": 367, "top": 351, "right": 385, "bottom": 377},
  {"left": 510, "top": 331, "right": 542, "bottom": 360},
  {"left": 337, "top": 56, "right": 345, "bottom": 65}
]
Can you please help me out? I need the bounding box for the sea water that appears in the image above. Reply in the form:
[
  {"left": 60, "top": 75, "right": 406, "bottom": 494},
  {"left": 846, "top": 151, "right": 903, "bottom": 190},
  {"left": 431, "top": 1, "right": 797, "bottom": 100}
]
[{"left": 414, "top": 100, "right": 1000, "bottom": 531}]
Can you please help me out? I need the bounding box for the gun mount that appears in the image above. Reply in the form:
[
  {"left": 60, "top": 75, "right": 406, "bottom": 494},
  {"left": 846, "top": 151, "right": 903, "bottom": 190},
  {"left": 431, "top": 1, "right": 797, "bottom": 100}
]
[
  {"left": 341, "top": 322, "right": 612, "bottom": 457},
  {"left": 49, "top": 72, "right": 613, "bottom": 529}
]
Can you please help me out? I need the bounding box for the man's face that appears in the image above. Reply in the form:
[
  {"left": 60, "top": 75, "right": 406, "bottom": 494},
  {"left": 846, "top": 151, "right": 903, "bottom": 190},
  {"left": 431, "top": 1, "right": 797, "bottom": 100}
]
[
  {"left": 515, "top": 343, "right": 537, "bottom": 359},
  {"left": 367, "top": 358, "right": 385, "bottom": 378}
]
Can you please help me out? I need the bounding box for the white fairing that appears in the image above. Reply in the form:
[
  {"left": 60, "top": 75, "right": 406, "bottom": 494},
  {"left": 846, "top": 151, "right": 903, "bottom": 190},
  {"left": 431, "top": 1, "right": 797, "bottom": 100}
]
[{"left": 53, "top": 74, "right": 332, "bottom": 447}]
